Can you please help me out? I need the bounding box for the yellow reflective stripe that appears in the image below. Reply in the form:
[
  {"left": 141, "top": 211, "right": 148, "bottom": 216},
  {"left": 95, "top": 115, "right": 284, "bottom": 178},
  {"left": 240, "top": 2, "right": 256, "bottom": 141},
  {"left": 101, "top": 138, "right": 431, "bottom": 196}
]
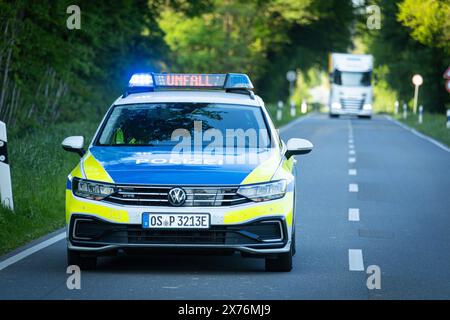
[
  {"left": 70, "top": 163, "right": 83, "bottom": 179},
  {"left": 65, "top": 190, "right": 129, "bottom": 224},
  {"left": 272, "top": 157, "right": 295, "bottom": 180},
  {"left": 83, "top": 152, "right": 114, "bottom": 183},
  {"left": 224, "top": 192, "right": 294, "bottom": 226},
  {"left": 241, "top": 153, "right": 281, "bottom": 185},
  {"left": 282, "top": 157, "right": 294, "bottom": 172}
]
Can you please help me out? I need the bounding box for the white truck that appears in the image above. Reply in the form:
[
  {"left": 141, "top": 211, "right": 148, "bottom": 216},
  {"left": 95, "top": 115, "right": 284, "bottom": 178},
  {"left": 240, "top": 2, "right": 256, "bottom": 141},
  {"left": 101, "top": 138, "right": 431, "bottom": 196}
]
[{"left": 328, "top": 53, "right": 373, "bottom": 118}]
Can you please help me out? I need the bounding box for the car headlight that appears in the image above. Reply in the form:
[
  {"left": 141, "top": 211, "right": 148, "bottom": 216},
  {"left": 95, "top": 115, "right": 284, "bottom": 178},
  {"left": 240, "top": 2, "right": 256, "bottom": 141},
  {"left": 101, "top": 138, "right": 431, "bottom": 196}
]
[
  {"left": 332, "top": 102, "right": 342, "bottom": 109},
  {"left": 363, "top": 104, "right": 372, "bottom": 110},
  {"left": 72, "top": 178, "right": 115, "bottom": 200},
  {"left": 237, "top": 180, "right": 287, "bottom": 202}
]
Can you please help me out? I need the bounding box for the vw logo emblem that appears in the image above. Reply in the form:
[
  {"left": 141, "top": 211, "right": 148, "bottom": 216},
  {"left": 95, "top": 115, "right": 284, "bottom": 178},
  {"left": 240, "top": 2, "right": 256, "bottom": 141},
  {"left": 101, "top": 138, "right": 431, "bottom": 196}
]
[{"left": 168, "top": 188, "right": 186, "bottom": 207}]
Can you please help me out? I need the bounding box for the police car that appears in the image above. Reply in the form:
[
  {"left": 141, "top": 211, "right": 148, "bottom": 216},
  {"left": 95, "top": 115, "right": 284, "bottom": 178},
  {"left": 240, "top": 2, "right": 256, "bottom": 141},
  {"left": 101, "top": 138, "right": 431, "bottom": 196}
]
[{"left": 62, "top": 73, "right": 313, "bottom": 271}]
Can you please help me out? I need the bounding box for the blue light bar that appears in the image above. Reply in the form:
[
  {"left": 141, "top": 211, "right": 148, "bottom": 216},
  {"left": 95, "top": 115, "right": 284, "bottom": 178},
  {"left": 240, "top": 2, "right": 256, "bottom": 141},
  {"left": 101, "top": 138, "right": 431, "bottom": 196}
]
[
  {"left": 224, "top": 73, "right": 254, "bottom": 90},
  {"left": 125, "top": 73, "right": 253, "bottom": 96},
  {"left": 128, "top": 73, "right": 154, "bottom": 87}
]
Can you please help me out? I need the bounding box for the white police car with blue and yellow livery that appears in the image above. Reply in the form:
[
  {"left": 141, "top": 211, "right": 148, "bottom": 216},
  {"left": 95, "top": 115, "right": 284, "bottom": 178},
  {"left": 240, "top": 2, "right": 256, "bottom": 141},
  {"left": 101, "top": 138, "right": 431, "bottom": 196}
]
[{"left": 62, "top": 73, "right": 313, "bottom": 271}]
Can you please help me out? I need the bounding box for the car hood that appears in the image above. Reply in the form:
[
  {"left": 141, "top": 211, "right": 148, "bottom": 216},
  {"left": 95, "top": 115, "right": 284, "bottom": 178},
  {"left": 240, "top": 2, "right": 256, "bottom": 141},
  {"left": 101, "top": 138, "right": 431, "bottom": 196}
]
[{"left": 85, "top": 146, "right": 280, "bottom": 185}]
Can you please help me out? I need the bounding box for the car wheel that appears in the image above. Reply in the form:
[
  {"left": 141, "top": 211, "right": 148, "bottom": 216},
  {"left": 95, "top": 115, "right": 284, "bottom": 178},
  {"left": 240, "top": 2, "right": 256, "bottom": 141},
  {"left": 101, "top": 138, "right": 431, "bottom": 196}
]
[
  {"left": 292, "top": 226, "right": 297, "bottom": 257},
  {"left": 67, "top": 249, "right": 97, "bottom": 270},
  {"left": 265, "top": 245, "right": 293, "bottom": 272},
  {"left": 358, "top": 115, "right": 371, "bottom": 119},
  {"left": 329, "top": 114, "right": 339, "bottom": 118}
]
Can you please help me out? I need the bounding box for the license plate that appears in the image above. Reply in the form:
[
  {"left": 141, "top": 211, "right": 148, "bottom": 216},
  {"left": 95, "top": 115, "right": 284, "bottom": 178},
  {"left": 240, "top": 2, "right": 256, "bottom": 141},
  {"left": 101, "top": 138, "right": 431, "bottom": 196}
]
[{"left": 142, "top": 213, "right": 210, "bottom": 229}]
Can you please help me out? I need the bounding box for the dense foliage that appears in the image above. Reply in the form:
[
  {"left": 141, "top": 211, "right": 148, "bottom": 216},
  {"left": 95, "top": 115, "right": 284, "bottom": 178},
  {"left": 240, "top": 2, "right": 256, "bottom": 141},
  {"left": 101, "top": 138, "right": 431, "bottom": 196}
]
[
  {"left": 0, "top": 0, "right": 166, "bottom": 134},
  {"left": 0, "top": 0, "right": 355, "bottom": 133},
  {"left": 0, "top": 0, "right": 448, "bottom": 134},
  {"left": 359, "top": 0, "right": 450, "bottom": 113}
]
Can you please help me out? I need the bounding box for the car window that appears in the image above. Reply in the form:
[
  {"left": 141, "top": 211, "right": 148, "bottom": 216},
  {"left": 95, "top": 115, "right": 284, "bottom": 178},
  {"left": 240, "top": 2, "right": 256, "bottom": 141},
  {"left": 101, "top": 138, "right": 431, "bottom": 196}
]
[
  {"left": 96, "top": 103, "right": 271, "bottom": 149},
  {"left": 334, "top": 71, "right": 371, "bottom": 87}
]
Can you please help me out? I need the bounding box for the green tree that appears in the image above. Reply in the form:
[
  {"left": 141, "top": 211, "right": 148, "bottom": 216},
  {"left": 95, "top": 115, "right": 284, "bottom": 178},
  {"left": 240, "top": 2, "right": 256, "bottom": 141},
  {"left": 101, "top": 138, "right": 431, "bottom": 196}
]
[
  {"left": 361, "top": 0, "right": 449, "bottom": 113},
  {"left": 0, "top": 0, "right": 168, "bottom": 133},
  {"left": 398, "top": 0, "right": 450, "bottom": 55}
]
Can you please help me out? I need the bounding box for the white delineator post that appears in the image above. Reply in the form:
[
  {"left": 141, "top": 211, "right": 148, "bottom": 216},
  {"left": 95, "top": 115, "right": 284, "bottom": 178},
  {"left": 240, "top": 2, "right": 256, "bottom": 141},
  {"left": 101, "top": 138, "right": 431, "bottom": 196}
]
[
  {"left": 301, "top": 101, "right": 308, "bottom": 114},
  {"left": 403, "top": 103, "right": 408, "bottom": 120},
  {"left": 447, "top": 110, "right": 450, "bottom": 129},
  {"left": 290, "top": 101, "right": 296, "bottom": 117},
  {"left": 418, "top": 105, "right": 423, "bottom": 124},
  {"left": 277, "top": 101, "right": 283, "bottom": 121},
  {"left": 0, "top": 121, "right": 14, "bottom": 210},
  {"left": 394, "top": 100, "right": 399, "bottom": 115}
]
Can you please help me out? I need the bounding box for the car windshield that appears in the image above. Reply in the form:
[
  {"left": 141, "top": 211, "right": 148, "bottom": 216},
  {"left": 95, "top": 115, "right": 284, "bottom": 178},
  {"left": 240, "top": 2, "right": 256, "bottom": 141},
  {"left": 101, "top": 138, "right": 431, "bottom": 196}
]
[
  {"left": 334, "top": 70, "right": 371, "bottom": 87},
  {"left": 96, "top": 103, "right": 271, "bottom": 149}
]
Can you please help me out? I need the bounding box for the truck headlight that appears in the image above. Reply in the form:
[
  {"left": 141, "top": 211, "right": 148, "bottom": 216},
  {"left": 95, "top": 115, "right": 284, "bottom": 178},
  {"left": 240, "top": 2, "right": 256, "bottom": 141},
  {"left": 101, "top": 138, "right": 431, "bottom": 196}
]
[
  {"left": 237, "top": 180, "right": 287, "bottom": 202},
  {"left": 363, "top": 104, "right": 372, "bottom": 110},
  {"left": 332, "top": 102, "right": 342, "bottom": 110},
  {"left": 72, "top": 178, "right": 115, "bottom": 200}
]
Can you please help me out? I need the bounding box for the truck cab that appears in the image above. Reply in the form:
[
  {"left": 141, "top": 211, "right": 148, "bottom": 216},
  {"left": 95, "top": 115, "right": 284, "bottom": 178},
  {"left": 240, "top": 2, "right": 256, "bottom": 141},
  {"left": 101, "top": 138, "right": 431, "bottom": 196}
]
[{"left": 328, "top": 53, "right": 373, "bottom": 119}]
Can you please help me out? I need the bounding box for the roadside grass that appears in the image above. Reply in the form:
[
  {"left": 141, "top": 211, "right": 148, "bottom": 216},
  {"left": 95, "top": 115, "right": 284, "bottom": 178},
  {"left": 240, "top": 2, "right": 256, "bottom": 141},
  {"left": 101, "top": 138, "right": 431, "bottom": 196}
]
[
  {"left": 394, "top": 113, "right": 450, "bottom": 147},
  {"left": 0, "top": 121, "right": 98, "bottom": 255}
]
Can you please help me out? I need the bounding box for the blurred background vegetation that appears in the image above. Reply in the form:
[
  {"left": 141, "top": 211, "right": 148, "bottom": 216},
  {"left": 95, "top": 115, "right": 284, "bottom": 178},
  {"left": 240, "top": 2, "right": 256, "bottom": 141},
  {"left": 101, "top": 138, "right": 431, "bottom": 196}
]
[
  {"left": 0, "top": 0, "right": 449, "bottom": 253},
  {"left": 0, "top": 0, "right": 448, "bottom": 134}
]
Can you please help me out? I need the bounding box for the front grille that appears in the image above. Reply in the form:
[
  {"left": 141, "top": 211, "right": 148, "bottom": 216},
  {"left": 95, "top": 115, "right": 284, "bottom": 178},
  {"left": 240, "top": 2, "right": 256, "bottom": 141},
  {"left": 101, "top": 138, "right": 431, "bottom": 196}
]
[
  {"left": 104, "top": 185, "right": 250, "bottom": 207},
  {"left": 70, "top": 216, "right": 284, "bottom": 246},
  {"left": 340, "top": 98, "right": 364, "bottom": 110}
]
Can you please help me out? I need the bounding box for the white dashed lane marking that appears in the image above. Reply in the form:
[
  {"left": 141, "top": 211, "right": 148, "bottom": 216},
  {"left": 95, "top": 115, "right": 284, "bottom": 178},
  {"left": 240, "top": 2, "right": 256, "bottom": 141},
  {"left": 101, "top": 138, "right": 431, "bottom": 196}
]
[
  {"left": 349, "top": 157, "right": 356, "bottom": 164},
  {"left": 348, "top": 249, "right": 365, "bottom": 271},
  {"left": 349, "top": 184, "right": 359, "bottom": 192},
  {"left": 349, "top": 150, "right": 356, "bottom": 155},
  {"left": 348, "top": 208, "right": 360, "bottom": 221},
  {"left": 349, "top": 169, "right": 357, "bottom": 176}
]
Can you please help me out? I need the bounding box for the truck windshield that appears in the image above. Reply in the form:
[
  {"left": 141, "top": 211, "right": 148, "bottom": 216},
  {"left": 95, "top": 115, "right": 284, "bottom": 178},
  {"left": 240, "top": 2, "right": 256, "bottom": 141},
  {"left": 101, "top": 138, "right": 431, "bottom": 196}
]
[
  {"left": 95, "top": 103, "right": 271, "bottom": 149},
  {"left": 334, "top": 70, "right": 371, "bottom": 87}
]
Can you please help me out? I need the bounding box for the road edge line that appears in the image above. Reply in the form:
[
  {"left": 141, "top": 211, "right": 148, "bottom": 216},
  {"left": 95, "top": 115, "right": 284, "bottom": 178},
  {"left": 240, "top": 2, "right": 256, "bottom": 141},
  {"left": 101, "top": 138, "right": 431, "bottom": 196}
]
[
  {"left": 384, "top": 115, "right": 450, "bottom": 153},
  {"left": 0, "top": 231, "right": 66, "bottom": 271}
]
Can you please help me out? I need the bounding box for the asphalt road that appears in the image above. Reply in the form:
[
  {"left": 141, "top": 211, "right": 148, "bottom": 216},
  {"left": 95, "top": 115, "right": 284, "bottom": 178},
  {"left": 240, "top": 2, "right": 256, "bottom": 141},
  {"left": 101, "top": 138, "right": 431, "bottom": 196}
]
[{"left": 1, "top": 113, "right": 449, "bottom": 299}]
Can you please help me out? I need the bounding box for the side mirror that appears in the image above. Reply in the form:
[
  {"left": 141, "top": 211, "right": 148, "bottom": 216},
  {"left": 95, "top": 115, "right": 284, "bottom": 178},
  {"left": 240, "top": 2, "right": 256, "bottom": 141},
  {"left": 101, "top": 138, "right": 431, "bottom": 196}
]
[
  {"left": 62, "top": 136, "right": 85, "bottom": 157},
  {"left": 285, "top": 138, "right": 313, "bottom": 159}
]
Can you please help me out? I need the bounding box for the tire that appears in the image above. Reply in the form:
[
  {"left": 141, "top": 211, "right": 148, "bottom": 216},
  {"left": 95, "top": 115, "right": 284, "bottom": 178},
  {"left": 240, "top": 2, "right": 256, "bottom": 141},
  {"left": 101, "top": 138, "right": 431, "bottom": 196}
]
[
  {"left": 67, "top": 249, "right": 97, "bottom": 270},
  {"left": 358, "top": 115, "right": 371, "bottom": 120},
  {"left": 329, "top": 114, "right": 339, "bottom": 118},
  {"left": 292, "top": 227, "right": 297, "bottom": 257},
  {"left": 265, "top": 235, "right": 293, "bottom": 272}
]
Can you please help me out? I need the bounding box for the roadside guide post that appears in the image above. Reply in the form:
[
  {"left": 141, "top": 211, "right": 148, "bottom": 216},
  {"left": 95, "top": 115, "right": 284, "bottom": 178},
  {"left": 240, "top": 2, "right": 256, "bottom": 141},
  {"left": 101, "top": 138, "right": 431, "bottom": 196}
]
[
  {"left": 277, "top": 101, "right": 283, "bottom": 122},
  {"left": 412, "top": 74, "right": 423, "bottom": 114},
  {"left": 290, "top": 101, "right": 296, "bottom": 117},
  {"left": 394, "top": 101, "right": 399, "bottom": 115},
  {"left": 447, "top": 110, "right": 450, "bottom": 129},
  {"left": 286, "top": 71, "right": 297, "bottom": 118},
  {"left": 301, "top": 101, "right": 308, "bottom": 114},
  {"left": 0, "top": 121, "right": 14, "bottom": 211},
  {"left": 418, "top": 105, "right": 423, "bottom": 124},
  {"left": 403, "top": 103, "right": 408, "bottom": 120}
]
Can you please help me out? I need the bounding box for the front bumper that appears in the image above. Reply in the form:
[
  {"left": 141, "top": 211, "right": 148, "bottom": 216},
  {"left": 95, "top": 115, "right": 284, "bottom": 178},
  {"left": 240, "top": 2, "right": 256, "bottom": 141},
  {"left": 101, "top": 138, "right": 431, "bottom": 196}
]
[
  {"left": 330, "top": 108, "right": 372, "bottom": 116},
  {"left": 67, "top": 214, "right": 291, "bottom": 255}
]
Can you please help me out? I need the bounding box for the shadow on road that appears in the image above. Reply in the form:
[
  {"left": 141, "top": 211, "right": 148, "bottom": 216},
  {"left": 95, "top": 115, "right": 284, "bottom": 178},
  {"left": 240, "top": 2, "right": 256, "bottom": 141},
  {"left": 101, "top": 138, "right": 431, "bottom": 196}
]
[{"left": 95, "top": 252, "right": 266, "bottom": 274}]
